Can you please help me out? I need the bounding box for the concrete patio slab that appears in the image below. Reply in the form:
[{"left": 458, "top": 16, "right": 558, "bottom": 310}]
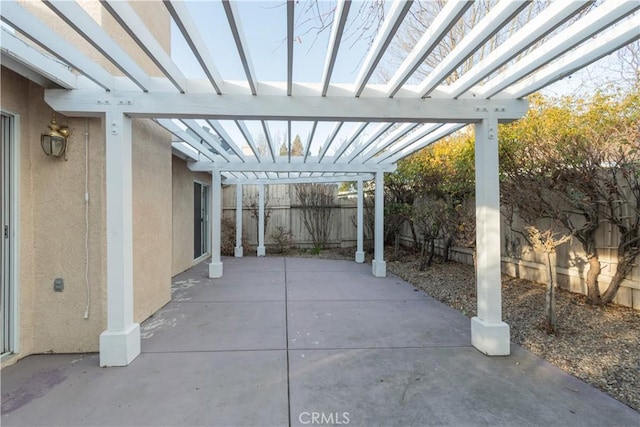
[
  {"left": 287, "top": 270, "right": 427, "bottom": 301},
  {"left": 289, "top": 346, "right": 634, "bottom": 427},
  {"left": 2, "top": 257, "right": 638, "bottom": 427},
  {"left": 141, "top": 301, "right": 286, "bottom": 352},
  {"left": 2, "top": 351, "right": 288, "bottom": 427},
  {"left": 288, "top": 299, "right": 471, "bottom": 349}
]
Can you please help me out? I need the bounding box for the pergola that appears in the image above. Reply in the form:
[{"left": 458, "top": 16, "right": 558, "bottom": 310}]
[{"left": 1, "top": 0, "right": 638, "bottom": 366}]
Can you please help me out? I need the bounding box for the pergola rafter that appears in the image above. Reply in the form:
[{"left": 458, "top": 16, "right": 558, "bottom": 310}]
[{"left": 2, "top": 0, "right": 637, "bottom": 367}]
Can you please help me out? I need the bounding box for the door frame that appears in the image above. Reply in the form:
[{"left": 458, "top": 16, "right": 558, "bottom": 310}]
[
  {"left": 1, "top": 110, "right": 20, "bottom": 358},
  {"left": 193, "top": 180, "right": 210, "bottom": 262}
]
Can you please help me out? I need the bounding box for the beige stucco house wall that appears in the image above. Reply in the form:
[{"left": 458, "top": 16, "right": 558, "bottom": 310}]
[{"left": 1, "top": 2, "right": 178, "bottom": 367}]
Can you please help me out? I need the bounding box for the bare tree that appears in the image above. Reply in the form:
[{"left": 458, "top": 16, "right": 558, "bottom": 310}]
[
  {"left": 247, "top": 186, "right": 273, "bottom": 246},
  {"left": 294, "top": 183, "right": 337, "bottom": 250}
]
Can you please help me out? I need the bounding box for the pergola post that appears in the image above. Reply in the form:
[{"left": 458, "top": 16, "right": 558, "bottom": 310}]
[
  {"left": 372, "top": 172, "right": 386, "bottom": 277},
  {"left": 208, "top": 169, "right": 223, "bottom": 278},
  {"left": 234, "top": 183, "right": 243, "bottom": 257},
  {"left": 355, "top": 179, "right": 365, "bottom": 263},
  {"left": 100, "top": 111, "right": 140, "bottom": 367},
  {"left": 471, "top": 117, "right": 510, "bottom": 356},
  {"left": 257, "top": 184, "right": 266, "bottom": 256}
]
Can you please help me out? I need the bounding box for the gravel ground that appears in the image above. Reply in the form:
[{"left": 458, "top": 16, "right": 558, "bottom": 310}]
[{"left": 281, "top": 248, "right": 640, "bottom": 412}]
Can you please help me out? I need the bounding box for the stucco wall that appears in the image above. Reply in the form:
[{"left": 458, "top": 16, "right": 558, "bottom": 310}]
[
  {"left": 1, "top": 67, "right": 173, "bottom": 366},
  {"left": 172, "top": 156, "right": 211, "bottom": 276}
]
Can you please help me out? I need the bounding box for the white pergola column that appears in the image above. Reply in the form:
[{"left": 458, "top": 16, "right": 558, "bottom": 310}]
[
  {"left": 355, "top": 179, "right": 365, "bottom": 263},
  {"left": 209, "top": 169, "right": 223, "bottom": 278},
  {"left": 234, "top": 183, "right": 243, "bottom": 257},
  {"left": 471, "top": 118, "right": 510, "bottom": 356},
  {"left": 372, "top": 172, "right": 386, "bottom": 277},
  {"left": 257, "top": 183, "right": 266, "bottom": 256},
  {"left": 100, "top": 111, "right": 140, "bottom": 367}
]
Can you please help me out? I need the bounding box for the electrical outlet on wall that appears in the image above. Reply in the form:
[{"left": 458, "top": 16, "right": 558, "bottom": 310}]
[{"left": 54, "top": 278, "right": 64, "bottom": 292}]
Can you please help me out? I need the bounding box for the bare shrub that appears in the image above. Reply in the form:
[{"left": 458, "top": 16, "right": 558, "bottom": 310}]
[{"left": 294, "top": 183, "right": 337, "bottom": 249}]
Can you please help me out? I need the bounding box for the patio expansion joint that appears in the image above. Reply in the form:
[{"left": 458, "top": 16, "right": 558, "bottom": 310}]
[{"left": 284, "top": 257, "right": 292, "bottom": 427}]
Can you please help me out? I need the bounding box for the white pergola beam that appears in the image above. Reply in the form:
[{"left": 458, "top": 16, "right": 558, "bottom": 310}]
[
  {"left": 181, "top": 119, "right": 236, "bottom": 162},
  {"left": 163, "top": 0, "right": 224, "bottom": 94},
  {"left": 0, "top": 0, "right": 113, "bottom": 90},
  {"left": 447, "top": 0, "right": 593, "bottom": 98},
  {"left": 0, "top": 28, "right": 76, "bottom": 89},
  {"left": 344, "top": 122, "right": 395, "bottom": 163},
  {"left": 417, "top": 0, "right": 529, "bottom": 98},
  {"left": 331, "top": 122, "right": 369, "bottom": 163},
  {"left": 209, "top": 170, "right": 223, "bottom": 278},
  {"left": 101, "top": 0, "right": 187, "bottom": 93},
  {"left": 235, "top": 120, "right": 263, "bottom": 161},
  {"left": 44, "top": 90, "right": 530, "bottom": 123},
  {"left": 45, "top": 0, "right": 151, "bottom": 92},
  {"left": 321, "top": 0, "right": 351, "bottom": 96},
  {"left": 372, "top": 123, "right": 443, "bottom": 164},
  {"left": 206, "top": 119, "right": 248, "bottom": 162},
  {"left": 479, "top": 0, "right": 640, "bottom": 98},
  {"left": 260, "top": 120, "right": 277, "bottom": 162},
  {"left": 222, "top": 0, "right": 257, "bottom": 95},
  {"left": 386, "top": 0, "right": 473, "bottom": 97},
  {"left": 156, "top": 119, "right": 221, "bottom": 162},
  {"left": 361, "top": 123, "right": 419, "bottom": 162},
  {"left": 287, "top": 0, "right": 294, "bottom": 96},
  {"left": 189, "top": 161, "right": 396, "bottom": 173},
  {"left": 383, "top": 123, "right": 466, "bottom": 164},
  {"left": 318, "top": 122, "right": 343, "bottom": 162},
  {"left": 303, "top": 121, "right": 318, "bottom": 162},
  {"left": 224, "top": 173, "right": 374, "bottom": 185},
  {"left": 354, "top": 0, "right": 413, "bottom": 97},
  {"left": 506, "top": 18, "right": 640, "bottom": 99},
  {"left": 235, "top": 183, "right": 243, "bottom": 257}
]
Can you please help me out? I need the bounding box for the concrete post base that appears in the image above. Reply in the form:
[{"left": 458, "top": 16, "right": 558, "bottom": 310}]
[
  {"left": 99, "top": 323, "right": 141, "bottom": 367},
  {"left": 372, "top": 260, "right": 386, "bottom": 277},
  {"left": 471, "top": 317, "right": 510, "bottom": 356},
  {"left": 355, "top": 251, "right": 365, "bottom": 263},
  {"left": 209, "top": 261, "right": 223, "bottom": 278},
  {"left": 257, "top": 246, "right": 266, "bottom": 257},
  {"left": 234, "top": 246, "right": 243, "bottom": 257}
]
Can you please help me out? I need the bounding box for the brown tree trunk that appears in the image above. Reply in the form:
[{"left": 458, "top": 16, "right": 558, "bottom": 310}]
[
  {"left": 600, "top": 252, "right": 635, "bottom": 305},
  {"left": 544, "top": 252, "right": 557, "bottom": 333},
  {"left": 394, "top": 232, "right": 400, "bottom": 259},
  {"left": 427, "top": 239, "right": 435, "bottom": 267},
  {"left": 585, "top": 254, "right": 602, "bottom": 305}
]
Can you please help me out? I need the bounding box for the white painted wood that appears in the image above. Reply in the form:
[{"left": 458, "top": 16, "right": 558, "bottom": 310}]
[
  {"left": 181, "top": 119, "right": 236, "bottom": 162},
  {"left": 506, "top": 18, "right": 640, "bottom": 99},
  {"left": 287, "top": 0, "right": 294, "bottom": 96},
  {"left": 222, "top": 0, "right": 257, "bottom": 95},
  {"left": 417, "top": 0, "right": 529, "bottom": 98},
  {"left": 479, "top": 0, "right": 640, "bottom": 98},
  {"left": 318, "top": 122, "right": 343, "bottom": 162},
  {"left": 164, "top": 0, "right": 224, "bottom": 94},
  {"left": 257, "top": 184, "right": 265, "bottom": 256},
  {"left": 156, "top": 119, "right": 221, "bottom": 162},
  {"left": 447, "top": 0, "right": 592, "bottom": 98},
  {"left": 382, "top": 123, "right": 467, "bottom": 164},
  {"left": 361, "top": 123, "right": 419, "bottom": 162},
  {"left": 0, "top": 0, "right": 113, "bottom": 90},
  {"left": 356, "top": 179, "right": 365, "bottom": 263},
  {"left": 100, "top": 111, "right": 140, "bottom": 366},
  {"left": 343, "top": 123, "right": 395, "bottom": 163},
  {"left": 321, "top": 0, "right": 351, "bottom": 96},
  {"left": 45, "top": 0, "right": 151, "bottom": 92},
  {"left": 206, "top": 119, "right": 248, "bottom": 161},
  {"left": 303, "top": 122, "right": 318, "bottom": 162},
  {"left": 209, "top": 170, "right": 223, "bottom": 278},
  {"left": 43, "top": 90, "right": 530, "bottom": 122},
  {"left": 223, "top": 173, "right": 374, "bottom": 185},
  {"left": 373, "top": 123, "right": 444, "bottom": 164},
  {"left": 235, "top": 120, "right": 264, "bottom": 161},
  {"left": 353, "top": 0, "right": 413, "bottom": 97},
  {"left": 0, "top": 28, "right": 76, "bottom": 89},
  {"left": 386, "top": 0, "right": 473, "bottom": 97},
  {"left": 331, "top": 122, "right": 368, "bottom": 163},
  {"left": 472, "top": 117, "right": 510, "bottom": 355},
  {"left": 372, "top": 172, "right": 386, "bottom": 277},
  {"left": 260, "top": 120, "right": 277, "bottom": 162},
  {"left": 235, "top": 184, "right": 243, "bottom": 257},
  {"left": 189, "top": 161, "right": 396, "bottom": 173},
  {"left": 101, "top": 0, "right": 187, "bottom": 93}
]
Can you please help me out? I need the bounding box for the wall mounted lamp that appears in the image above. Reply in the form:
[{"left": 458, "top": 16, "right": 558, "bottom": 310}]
[{"left": 41, "top": 114, "right": 70, "bottom": 160}]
